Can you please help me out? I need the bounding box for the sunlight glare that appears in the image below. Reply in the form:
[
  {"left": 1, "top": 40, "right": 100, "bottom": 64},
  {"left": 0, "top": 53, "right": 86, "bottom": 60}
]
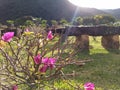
[{"left": 68, "top": 0, "right": 120, "bottom": 9}]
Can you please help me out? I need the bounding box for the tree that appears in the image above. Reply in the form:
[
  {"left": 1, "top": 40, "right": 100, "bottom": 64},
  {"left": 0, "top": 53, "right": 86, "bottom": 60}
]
[
  {"left": 24, "top": 20, "right": 35, "bottom": 27},
  {"left": 73, "top": 16, "right": 83, "bottom": 26},
  {"left": 93, "top": 14, "right": 116, "bottom": 25},
  {"left": 51, "top": 20, "right": 58, "bottom": 26},
  {"left": 33, "top": 18, "right": 42, "bottom": 26},
  {"left": 113, "top": 21, "right": 120, "bottom": 26},
  {"left": 14, "top": 16, "right": 34, "bottom": 27},
  {"left": 59, "top": 18, "right": 68, "bottom": 26},
  {"left": 6, "top": 20, "right": 14, "bottom": 27},
  {"left": 101, "top": 15, "right": 116, "bottom": 24},
  {"left": 93, "top": 15, "right": 103, "bottom": 25},
  {"left": 83, "top": 17, "right": 94, "bottom": 25},
  {"left": 51, "top": 20, "right": 58, "bottom": 28},
  {"left": 41, "top": 19, "right": 47, "bottom": 28}
]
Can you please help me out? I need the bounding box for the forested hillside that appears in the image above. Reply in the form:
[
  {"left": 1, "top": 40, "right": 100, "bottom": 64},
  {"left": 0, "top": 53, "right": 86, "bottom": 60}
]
[
  {"left": 0, "top": 0, "right": 107, "bottom": 23},
  {"left": 103, "top": 8, "right": 120, "bottom": 19}
]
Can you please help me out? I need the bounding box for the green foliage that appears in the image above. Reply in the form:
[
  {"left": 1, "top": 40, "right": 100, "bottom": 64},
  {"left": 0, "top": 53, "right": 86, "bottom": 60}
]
[
  {"left": 6, "top": 20, "right": 14, "bottom": 27},
  {"left": 113, "top": 21, "right": 120, "bottom": 26},
  {"left": 24, "top": 20, "right": 34, "bottom": 26},
  {"left": 59, "top": 18, "right": 69, "bottom": 26},
  {"left": 41, "top": 20, "right": 47, "bottom": 27},
  {"left": 73, "top": 16, "right": 83, "bottom": 25},
  {"left": 82, "top": 14, "right": 116, "bottom": 25},
  {"left": 33, "top": 18, "right": 42, "bottom": 26},
  {"left": 51, "top": 20, "right": 58, "bottom": 26},
  {"left": 83, "top": 17, "right": 95, "bottom": 25},
  {"left": 93, "top": 14, "right": 116, "bottom": 25}
]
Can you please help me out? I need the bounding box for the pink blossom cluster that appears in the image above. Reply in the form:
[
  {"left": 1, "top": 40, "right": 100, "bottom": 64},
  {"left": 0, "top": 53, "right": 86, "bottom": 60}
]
[
  {"left": 1, "top": 30, "right": 53, "bottom": 42},
  {"left": 12, "top": 85, "right": 18, "bottom": 90},
  {"left": 47, "top": 31, "right": 53, "bottom": 40},
  {"left": 84, "top": 82, "right": 95, "bottom": 90},
  {"left": 34, "top": 54, "right": 56, "bottom": 73},
  {"left": 2, "top": 32, "right": 14, "bottom": 42}
]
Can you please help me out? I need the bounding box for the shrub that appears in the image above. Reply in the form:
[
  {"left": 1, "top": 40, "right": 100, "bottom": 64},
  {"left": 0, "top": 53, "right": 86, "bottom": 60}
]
[{"left": 0, "top": 27, "right": 82, "bottom": 90}]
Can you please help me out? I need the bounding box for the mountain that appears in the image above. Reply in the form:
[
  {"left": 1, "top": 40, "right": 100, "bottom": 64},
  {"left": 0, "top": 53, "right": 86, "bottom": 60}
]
[
  {"left": 0, "top": 0, "right": 111, "bottom": 23},
  {"left": 103, "top": 9, "right": 120, "bottom": 19}
]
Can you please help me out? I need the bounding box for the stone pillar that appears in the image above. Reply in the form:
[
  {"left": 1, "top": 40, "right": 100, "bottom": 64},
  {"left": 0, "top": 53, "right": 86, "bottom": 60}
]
[
  {"left": 75, "top": 35, "right": 89, "bottom": 52},
  {"left": 101, "top": 35, "right": 119, "bottom": 51}
]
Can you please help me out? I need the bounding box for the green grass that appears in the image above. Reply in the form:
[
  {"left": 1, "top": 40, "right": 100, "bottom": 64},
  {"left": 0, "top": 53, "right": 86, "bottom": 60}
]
[
  {"left": 1, "top": 36, "right": 120, "bottom": 90},
  {"left": 63, "top": 36, "right": 120, "bottom": 90},
  {"left": 22, "top": 36, "right": 120, "bottom": 90}
]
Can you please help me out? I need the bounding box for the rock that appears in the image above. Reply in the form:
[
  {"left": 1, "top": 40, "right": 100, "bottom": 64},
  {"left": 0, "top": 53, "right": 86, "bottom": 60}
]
[
  {"left": 101, "top": 35, "right": 119, "bottom": 50},
  {"left": 75, "top": 35, "right": 89, "bottom": 52}
]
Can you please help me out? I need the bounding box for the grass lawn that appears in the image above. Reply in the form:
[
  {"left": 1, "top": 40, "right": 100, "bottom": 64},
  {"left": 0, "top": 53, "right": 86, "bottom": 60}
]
[
  {"left": 63, "top": 36, "right": 120, "bottom": 90},
  {"left": 1, "top": 36, "right": 120, "bottom": 90}
]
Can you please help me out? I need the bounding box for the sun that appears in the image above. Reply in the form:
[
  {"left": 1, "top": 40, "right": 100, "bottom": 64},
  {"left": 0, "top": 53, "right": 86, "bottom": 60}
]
[{"left": 68, "top": 0, "right": 120, "bottom": 9}]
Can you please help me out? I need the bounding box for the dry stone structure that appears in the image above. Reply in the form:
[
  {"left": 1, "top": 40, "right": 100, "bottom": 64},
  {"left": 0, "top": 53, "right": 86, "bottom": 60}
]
[{"left": 51, "top": 26, "right": 120, "bottom": 52}]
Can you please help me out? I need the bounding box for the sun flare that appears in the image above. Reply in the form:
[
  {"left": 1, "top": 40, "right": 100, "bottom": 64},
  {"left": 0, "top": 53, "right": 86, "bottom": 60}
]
[{"left": 68, "top": 0, "right": 120, "bottom": 9}]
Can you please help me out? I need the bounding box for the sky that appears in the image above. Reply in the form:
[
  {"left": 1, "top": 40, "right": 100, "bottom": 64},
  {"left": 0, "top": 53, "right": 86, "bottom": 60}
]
[{"left": 68, "top": 0, "right": 120, "bottom": 9}]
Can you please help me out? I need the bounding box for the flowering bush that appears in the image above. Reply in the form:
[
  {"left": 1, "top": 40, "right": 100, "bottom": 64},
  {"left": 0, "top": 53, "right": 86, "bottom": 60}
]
[
  {"left": 0, "top": 27, "right": 94, "bottom": 90},
  {"left": 0, "top": 27, "right": 80, "bottom": 90}
]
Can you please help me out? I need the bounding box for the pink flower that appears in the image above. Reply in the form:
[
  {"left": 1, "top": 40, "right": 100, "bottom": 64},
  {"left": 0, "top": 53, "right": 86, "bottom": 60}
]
[
  {"left": 47, "top": 31, "right": 53, "bottom": 40},
  {"left": 84, "top": 82, "right": 95, "bottom": 90},
  {"left": 39, "top": 65, "right": 48, "bottom": 73},
  {"left": 2, "top": 32, "right": 14, "bottom": 42},
  {"left": 25, "top": 28, "right": 29, "bottom": 32},
  {"left": 34, "top": 54, "right": 42, "bottom": 64},
  {"left": 12, "top": 85, "right": 18, "bottom": 90},
  {"left": 42, "top": 57, "right": 56, "bottom": 69},
  {"left": 49, "top": 58, "right": 56, "bottom": 69}
]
